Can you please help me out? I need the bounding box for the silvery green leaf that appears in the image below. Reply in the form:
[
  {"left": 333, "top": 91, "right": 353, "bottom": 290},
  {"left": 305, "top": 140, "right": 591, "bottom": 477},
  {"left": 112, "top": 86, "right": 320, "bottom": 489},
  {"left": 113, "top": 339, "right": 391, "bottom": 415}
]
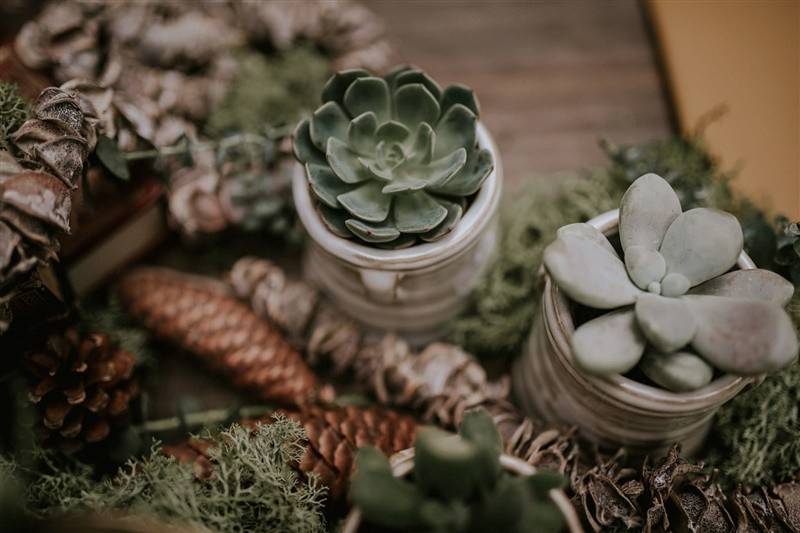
[
  {"left": 689, "top": 269, "right": 795, "bottom": 306},
  {"left": 326, "top": 137, "right": 372, "bottom": 184},
  {"left": 345, "top": 218, "right": 401, "bottom": 243},
  {"left": 394, "top": 69, "right": 443, "bottom": 100},
  {"left": 440, "top": 84, "right": 480, "bottom": 116},
  {"left": 572, "top": 308, "right": 646, "bottom": 375},
  {"left": 310, "top": 101, "right": 349, "bottom": 152},
  {"left": 293, "top": 120, "right": 326, "bottom": 165},
  {"left": 321, "top": 69, "right": 370, "bottom": 106},
  {"left": 317, "top": 204, "right": 352, "bottom": 238},
  {"left": 661, "top": 273, "right": 690, "bottom": 297},
  {"left": 660, "top": 208, "right": 743, "bottom": 287},
  {"left": 429, "top": 147, "right": 492, "bottom": 196},
  {"left": 380, "top": 148, "right": 466, "bottom": 194},
  {"left": 344, "top": 77, "right": 390, "bottom": 123},
  {"left": 619, "top": 173, "right": 681, "bottom": 252},
  {"left": 434, "top": 104, "right": 477, "bottom": 158},
  {"left": 376, "top": 232, "right": 417, "bottom": 249},
  {"left": 394, "top": 83, "right": 440, "bottom": 130},
  {"left": 687, "top": 294, "right": 799, "bottom": 375},
  {"left": 380, "top": 173, "right": 428, "bottom": 194},
  {"left": 96, "top": 134, "right": 129, "bottom": 181},
  {"left": 307, "top": 163, "right": 352, "bottom": 208},
  {"left": 625, "top": 245, "right": 666, "bottom": 290},
  {"left": 394, "top": 191, "right": 448, "bottom": 233},
  {"left": 363, "top": 159, "right": 394, "bottom": 181},
  {"left": 639, "top": 351, "right": 714, "bottom": 392},
  {"left": 557, "top": 223, "right": 619, "bottom": 257},
  {"left": 347, "top": 112, "right": 378, "bottom": 155},
  {"left": 337, "top": 181, "right": 392, "bottom": 222},
  {"left": 635, "top": 293, "right": 696, "bottom": 353},
  {"left": 544, "top": 234, "right": 641, "bottom": 309},
  {"left": 421, "top": 198, "right": 463, "bottom": 242},
  {"left": 409, "top": 123, "right": 434, "bottom": 165},
  {"left": 384, "top": 65, "right": 415, "bottom": 89},
  {"left": 376, "top": 121, "right": 411, "bottom": 144}
]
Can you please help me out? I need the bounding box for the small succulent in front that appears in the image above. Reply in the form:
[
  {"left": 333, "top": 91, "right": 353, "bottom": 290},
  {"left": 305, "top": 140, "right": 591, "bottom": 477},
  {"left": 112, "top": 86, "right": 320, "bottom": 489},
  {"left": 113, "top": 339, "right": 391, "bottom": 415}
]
[
  {"left": 544, "top": 173, "right": 798, "bottom": 392},
  {"left": 350, "top": 409, "right": 565, "bottom": 533},
  {"left": 293, "top": 66, "right": 493, "bottom": 248}
]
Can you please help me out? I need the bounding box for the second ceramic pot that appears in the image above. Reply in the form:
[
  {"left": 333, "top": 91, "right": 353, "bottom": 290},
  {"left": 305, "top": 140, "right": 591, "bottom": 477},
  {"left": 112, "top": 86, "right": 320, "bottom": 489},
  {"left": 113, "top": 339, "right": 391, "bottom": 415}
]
[
  {"left": 513, "top": 209, "right": 756, "bottom": 456},
  {"left": 293, "top": 122, "right": 502, "bottom": 345}
]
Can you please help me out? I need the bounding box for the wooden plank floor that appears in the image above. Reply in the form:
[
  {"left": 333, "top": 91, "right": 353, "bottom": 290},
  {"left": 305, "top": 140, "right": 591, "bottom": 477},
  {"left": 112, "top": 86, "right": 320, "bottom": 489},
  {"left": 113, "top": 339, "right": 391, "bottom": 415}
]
[{"left": 370, "top": 0, "right": 673, "bottom": 187}]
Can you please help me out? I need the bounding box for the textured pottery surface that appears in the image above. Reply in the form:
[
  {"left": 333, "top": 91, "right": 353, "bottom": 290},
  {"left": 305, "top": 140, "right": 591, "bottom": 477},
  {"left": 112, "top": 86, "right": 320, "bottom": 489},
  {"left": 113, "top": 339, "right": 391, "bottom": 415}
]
[
  {"left": 340, "top": 448, "right": 583, "bottom": 533},
  {"left": 514, "top": 209, "right": 755, "bottom": 456},
  {"left": 294, "top": 123, "right": 501, "bottom": 344}
]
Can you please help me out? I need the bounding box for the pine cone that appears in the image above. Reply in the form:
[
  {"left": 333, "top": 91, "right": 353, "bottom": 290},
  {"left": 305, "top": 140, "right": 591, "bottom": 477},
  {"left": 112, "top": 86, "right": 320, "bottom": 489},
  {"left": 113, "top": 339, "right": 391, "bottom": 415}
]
[
  {"left": 24, "top": 327, "right": 139, "bottom": 453},
  {"left": 117, "top": 267, "right": 324, "bottom": 406},
  {"left": 164, "top": 405, "right": 417, "bottom": 502}
]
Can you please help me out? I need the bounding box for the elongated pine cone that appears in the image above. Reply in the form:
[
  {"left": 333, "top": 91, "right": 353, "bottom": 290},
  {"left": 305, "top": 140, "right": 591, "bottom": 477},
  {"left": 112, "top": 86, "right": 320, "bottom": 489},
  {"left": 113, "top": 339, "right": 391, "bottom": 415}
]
[
  {"left": 164, "top": 405, "right": 417, "bottom": 503},
  {"left": 24, "top": 327, "right": 139, "bottom": 453},
  {"left": 116, "top": 267, "right": 323, "bottom": 406}
]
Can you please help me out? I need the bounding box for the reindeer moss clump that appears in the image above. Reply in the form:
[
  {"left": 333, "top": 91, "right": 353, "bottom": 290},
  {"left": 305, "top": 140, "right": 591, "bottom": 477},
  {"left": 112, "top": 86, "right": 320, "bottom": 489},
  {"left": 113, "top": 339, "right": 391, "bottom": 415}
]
[
  {"left": 7, "top": 418, "right": 326, "bottom": 533},
  {"left": 0, "top": 81, "right": 28, "bottom": 149},
  {"left": 206, "top": 46, "right": 331, "bottom": 135}
]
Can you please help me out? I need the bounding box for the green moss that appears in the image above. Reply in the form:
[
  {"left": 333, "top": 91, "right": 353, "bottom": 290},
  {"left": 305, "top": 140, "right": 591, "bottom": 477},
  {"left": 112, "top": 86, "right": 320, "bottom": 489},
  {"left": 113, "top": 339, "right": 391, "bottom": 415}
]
[
  {"left": 206, "top": 46, "right": 331, "bottom": 135},
  {"left": 450, "top": 172, "right": 617, "bottom": 359},
  {"left": 11, "top": 417, "right": 326, "bottom": 533},
  {"left": 0, "top": 81, "right": 28, "bottom": 150}
]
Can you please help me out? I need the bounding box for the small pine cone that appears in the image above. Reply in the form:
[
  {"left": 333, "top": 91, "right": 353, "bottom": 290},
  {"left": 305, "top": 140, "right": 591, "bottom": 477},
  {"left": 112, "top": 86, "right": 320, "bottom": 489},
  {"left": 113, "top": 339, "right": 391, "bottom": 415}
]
[
  {"left": 24, "top": 327, "right": 139, "bottom": 453},
  {"left": 165, "top": 405, "right": 417, "bottom": 503},
  {"left": 117, "top": 267, "right": 323, "bottom": 406}
]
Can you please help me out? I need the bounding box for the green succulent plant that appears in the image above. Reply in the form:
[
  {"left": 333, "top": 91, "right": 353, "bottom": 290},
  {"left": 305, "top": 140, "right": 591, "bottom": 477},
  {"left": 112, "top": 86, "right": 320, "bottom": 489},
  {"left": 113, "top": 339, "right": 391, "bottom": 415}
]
[
  {"left": 293, "top": 66, "right": 494, "bottom": 248},
  {"left": 351, "top": 409, "right": 565, "bottom": 533}
]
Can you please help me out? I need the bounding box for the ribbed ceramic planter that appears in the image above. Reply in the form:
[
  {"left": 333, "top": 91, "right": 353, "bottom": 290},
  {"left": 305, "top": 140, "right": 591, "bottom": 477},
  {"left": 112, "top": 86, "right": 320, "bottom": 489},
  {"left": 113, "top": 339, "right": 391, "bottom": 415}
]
[
  {"left": 513, "top": 209, "right": 756, "bottom": 456},
  {"left": 341, "top": 447, "right": 583, "bottom": 533},
  {"left": 293, "top": 122, "right": 502, "bottom": 345}
]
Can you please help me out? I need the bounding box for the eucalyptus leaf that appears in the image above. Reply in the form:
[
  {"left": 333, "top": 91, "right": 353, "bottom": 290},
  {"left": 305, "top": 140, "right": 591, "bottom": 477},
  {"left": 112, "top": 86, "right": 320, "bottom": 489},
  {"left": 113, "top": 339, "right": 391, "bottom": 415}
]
[{"left": 96, "top": 134, "right": 130, "bottom": 181}]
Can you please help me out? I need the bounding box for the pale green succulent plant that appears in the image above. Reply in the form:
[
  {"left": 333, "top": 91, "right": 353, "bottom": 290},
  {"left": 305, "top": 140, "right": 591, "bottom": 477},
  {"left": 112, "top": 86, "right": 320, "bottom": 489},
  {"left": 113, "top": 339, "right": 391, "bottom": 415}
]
[
  {"left": 293, "top": 66, "right": 493, "bottom": 248},
  {"left": 544, "top": 173, "right": 798, "bottom": 392}
]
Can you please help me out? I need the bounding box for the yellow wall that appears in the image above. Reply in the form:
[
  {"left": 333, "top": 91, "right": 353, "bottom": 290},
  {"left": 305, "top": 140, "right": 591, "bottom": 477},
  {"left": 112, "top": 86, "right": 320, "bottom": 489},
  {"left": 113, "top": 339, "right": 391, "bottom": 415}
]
[{"left": 651, "top": 0, "right": 799, "bottom": 219}]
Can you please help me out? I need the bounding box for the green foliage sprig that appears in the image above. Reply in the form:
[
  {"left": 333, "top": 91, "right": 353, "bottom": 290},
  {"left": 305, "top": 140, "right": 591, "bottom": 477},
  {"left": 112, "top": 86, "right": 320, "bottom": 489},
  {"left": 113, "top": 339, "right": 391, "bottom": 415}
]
[
  {"left": 4, "top": 417, "right": 326, "bottom": 533},
  {"left": 352, "top": 410, "right": 565, "bottom": 533},
  {"left": 0, "top": 81, "right": 28, "bottom": 150}
]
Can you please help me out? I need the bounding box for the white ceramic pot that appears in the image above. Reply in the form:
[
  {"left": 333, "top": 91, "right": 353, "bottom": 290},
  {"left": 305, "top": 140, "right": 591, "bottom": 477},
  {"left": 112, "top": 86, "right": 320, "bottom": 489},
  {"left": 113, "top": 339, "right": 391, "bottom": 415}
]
[
  {"left": 513, "top": 209, "right": 756, "bottom": 456},
  {"left": 340, "top": 448, "right": 583, "bottom": 533},
  {"left": 293, "top": 122, "right": 502, "bottom": 345}
]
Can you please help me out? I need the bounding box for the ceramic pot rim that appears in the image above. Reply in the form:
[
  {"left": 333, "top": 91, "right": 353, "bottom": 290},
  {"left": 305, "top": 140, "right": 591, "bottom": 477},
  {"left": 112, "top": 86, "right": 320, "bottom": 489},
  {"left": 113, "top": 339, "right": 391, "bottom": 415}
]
[
  {"left": 340, "top": 448, "right": 583, "bottom": 533},
  {"left": 292, "top": 122, "right": 503, "bottom": 271},
  {"left": 545, "top": 208, "right": 755, "bottom": 411}
]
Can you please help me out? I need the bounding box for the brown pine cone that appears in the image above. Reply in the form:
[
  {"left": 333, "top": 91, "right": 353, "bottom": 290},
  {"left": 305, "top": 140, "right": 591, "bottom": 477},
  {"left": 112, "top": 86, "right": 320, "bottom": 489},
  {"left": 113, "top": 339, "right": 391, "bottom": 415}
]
[
  {"left": 24, "top": 327, "right": 139, "bottom": 453},
  {"left": 117, "top": 267, "right": 323, "bottom": 406},
  {"left": 164, "top": 405, "right": 417, "bottom": 503}
]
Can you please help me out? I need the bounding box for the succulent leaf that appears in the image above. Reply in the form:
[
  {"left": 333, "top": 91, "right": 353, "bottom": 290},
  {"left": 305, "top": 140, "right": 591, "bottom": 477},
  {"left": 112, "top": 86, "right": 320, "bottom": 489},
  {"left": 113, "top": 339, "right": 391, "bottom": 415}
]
[
  {"left": 326, "top": 137, "right": 373, "bottom": 184},
  {"left": 394, "top": 191, "right": 448, "bottom": 233},
  {"left": 440, "top": 83, "right": 480, "bottom": 116},
  {"left": 321, "top": 69, "right": 370, "bottom": 106},
  {"left": 557, "top": 223, "right": 619, "bottom": 257},
  {"left": 660, "top": 208, "right": 743, "bottom": 287},
  {"left": 296, "top": 67, "right": 492, "bottom": 247},
  {"left": 421, "top": 198, "right": 463, "bottom": 242},
  {"left": 394, "top": 83, "right": 441, "bottom": 130},
  {"left": 347, "top": 112, "right": 378, "bottom": 155},
  {"left": 572, "top": 308, "right": 646, "bottom": 375},
  {"left": 338, "top": 181, "right": 392, "bottom": 222},
  {"left": 635, "top": 293, "right": 696, "bottom": 353},
  {"left": 293, "top": 120, "right": 327, "bottom": 166},
  {"left": 345, "top": 218, "right": 400, "bottom": 243},
  {"left": 414, "top": 427, "right": 483, "bottom": 501},
  {"left": 435, "top": 103, "right": 477, "bottom": 158},
  {"left": 394, "top": 69, "right": 443, "bottom": 100},
  {"left": 639, "top": 351, "right": 713, "bottom": 392},
  {"left": 343, "top": 77, "right": 390, "bottom": 123},
  {"left": 689, "top": 268, "right": 795, "bottom": 306},
  {"left": 309, "top": 101, "right": 348, "bottom": 152},
  {"left": 619, "top": 172, "right": 682, "bottom": 252}
]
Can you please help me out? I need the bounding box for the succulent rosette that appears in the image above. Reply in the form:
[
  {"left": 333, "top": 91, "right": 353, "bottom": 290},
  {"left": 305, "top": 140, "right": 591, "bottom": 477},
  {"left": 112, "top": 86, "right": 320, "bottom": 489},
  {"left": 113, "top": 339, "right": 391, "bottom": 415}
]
[
  {"left": 293, "top": 66, "right": 493, "bottom": 248},
  {"left": 544, "top": 173, "right": 798, "bottom": 392}
]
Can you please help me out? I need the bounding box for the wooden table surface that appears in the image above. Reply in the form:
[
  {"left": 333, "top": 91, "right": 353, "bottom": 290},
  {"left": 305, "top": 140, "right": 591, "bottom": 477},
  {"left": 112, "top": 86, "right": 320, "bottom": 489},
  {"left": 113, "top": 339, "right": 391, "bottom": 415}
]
[{"left": 370, "top": 0, "right": 673, "bottom": 188}]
